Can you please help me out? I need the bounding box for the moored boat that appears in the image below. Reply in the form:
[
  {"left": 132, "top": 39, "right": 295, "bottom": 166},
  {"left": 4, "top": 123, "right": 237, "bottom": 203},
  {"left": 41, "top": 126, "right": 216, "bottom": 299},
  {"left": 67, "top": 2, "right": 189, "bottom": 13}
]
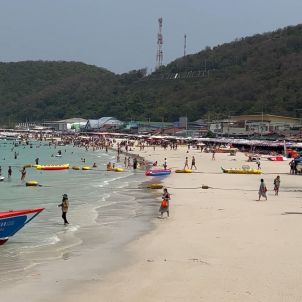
[
  {"left": 145, "top": 169, "right": 171, "bottom": 176},
  {"left": 268, "top": 156, "right": 287, "bottom": 161},
  {"left": 0, "top": 208, "right": 44, "bottom": 245}
]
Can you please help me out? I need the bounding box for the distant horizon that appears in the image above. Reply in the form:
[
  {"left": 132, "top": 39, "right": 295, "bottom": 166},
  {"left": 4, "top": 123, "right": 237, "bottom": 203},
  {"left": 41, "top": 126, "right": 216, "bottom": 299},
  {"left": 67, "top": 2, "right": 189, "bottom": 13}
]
[
  {"left": 1, "top": 0, "right": 302, "bottom": 73},
  {"left": 0, "top": 21, "right": 300, "bottom": 75}
]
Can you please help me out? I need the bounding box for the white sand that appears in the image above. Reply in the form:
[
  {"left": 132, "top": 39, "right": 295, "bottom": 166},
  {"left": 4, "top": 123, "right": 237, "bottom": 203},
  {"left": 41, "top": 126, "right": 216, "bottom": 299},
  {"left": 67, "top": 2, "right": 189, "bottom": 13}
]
[{"left": 61, "top": 146, "right": 302, "bottom": 302}]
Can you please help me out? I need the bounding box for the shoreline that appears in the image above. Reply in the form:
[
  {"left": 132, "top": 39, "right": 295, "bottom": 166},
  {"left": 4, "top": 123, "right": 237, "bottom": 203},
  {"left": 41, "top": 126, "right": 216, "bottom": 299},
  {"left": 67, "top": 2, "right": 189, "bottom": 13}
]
[
  {"left": 2, "top": 139, "right": 302, "bottom": 301},
  {"left": 0, "top": 142, "right": 160, "bottom": 302}
]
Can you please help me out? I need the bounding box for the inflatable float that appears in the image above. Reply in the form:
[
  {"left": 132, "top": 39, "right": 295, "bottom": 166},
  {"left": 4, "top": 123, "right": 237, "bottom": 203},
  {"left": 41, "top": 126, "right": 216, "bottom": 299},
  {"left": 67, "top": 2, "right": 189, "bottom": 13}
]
[
  {"left": 107, "top": 167, "right": 125, "bottom": 172},
  {"left": 221, "top": 167, "right": 261, "bottom": 174},
  {"left": 72, "top": 166, "right": 80, "bottom": 170},
  {"left": 0, "top": 176, "right": 5, "bottom": 182},
  {"left": 148, "top": 183, "right": 163, "bottom": 189},
  {"left": 145, "top": 169, "right": 171, "bottom": 176},
  {"left": 82, "top": 166, "right": 92, "bottom": 170},
  {"left": 36, "top": 164, "right": 69, "bottom": 171},
  {"left": 175, "top": 169, "right": 193, "bottom": 173},
  {"left": 268, "top": 156, "right": 287, "bottom": 161},
  {"left": 26, "top": 181, "right": 39, "bottom": 187}
]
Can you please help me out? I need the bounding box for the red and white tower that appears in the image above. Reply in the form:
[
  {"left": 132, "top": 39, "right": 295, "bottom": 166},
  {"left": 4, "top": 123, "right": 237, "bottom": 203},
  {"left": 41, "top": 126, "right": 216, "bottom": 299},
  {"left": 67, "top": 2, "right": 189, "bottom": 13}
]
[
  {"left": 156, "top": 17, "right": 163, "bottom": 70},
  {"left": 184, "top": 34, "right": 187, "bottom": 57}
]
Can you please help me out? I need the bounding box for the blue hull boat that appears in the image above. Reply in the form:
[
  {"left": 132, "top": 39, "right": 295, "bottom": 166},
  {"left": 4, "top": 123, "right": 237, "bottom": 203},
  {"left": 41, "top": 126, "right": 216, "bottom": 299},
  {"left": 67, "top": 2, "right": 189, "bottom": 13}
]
[
  {"left": 145, "top": 169, "right": 171, "bottom": 176},
  {"left": 0, "top": 208, "right": 44, "bottom": 245}
]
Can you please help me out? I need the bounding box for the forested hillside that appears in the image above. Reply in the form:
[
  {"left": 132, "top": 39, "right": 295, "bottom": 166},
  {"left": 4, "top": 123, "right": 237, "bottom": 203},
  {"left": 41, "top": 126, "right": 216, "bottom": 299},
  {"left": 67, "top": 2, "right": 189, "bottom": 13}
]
[{"left": 1, "top": 24, "right": 302, "bottom": 125}]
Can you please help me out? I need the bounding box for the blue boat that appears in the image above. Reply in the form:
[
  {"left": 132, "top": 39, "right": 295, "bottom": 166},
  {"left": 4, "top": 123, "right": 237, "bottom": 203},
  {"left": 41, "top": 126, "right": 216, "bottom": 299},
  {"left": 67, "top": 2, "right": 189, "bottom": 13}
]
[
  {"left": 0, "top": 208, "right": 44, "bottom": 245},
  {"left": 145, "top": 169, "right": 171, "bottom": 176}
]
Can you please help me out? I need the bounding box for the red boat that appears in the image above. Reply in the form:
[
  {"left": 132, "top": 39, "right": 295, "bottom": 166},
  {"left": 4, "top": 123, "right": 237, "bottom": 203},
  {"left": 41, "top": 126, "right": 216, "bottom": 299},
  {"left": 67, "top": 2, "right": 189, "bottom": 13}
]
[{"left": 268, "top": 156, "right": 287, "bottom": 161}]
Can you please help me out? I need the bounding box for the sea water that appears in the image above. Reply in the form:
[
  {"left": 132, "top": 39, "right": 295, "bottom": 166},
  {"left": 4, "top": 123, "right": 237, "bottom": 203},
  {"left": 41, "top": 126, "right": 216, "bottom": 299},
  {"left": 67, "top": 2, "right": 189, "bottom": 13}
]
[{"left": 0, "top": 139, "right": 158, "bottom": 282}]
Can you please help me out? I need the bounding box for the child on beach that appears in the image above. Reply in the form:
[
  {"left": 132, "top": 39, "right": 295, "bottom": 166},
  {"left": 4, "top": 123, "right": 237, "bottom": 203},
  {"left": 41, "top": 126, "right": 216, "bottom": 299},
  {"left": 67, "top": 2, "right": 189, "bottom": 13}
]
[
  {"left": 184, "top": 157, "right": 189, "bottom": 169},
  {"left": 258, "top": 179, "right": 267, "bottom": 201},
  {"left": 256, "top": 158, "right": 261, "bottom": 170},
  {"left": 212, "top": 149, "right": 215, "bottom": 160},
  {"left": 159, "top": 188, "right": 170, "bottom": 218},
  {"left": 273, "top": 176, "right": 280, "bottom": 196}
]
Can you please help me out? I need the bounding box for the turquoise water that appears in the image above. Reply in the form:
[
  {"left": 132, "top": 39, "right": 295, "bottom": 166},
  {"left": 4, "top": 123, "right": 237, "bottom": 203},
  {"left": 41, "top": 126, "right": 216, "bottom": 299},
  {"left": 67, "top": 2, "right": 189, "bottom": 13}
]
[{"left": 0, "top": 139, "right": 157, "bottom": 282}]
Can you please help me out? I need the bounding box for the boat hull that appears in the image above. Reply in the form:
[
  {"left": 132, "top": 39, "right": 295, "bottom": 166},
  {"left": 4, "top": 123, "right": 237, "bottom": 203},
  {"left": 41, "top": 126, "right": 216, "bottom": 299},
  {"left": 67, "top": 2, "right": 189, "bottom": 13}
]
[
  {"left": 268, "top": 156, "right": 287, "bottom": 161},
  {"left": 145, "top": 169, "right": 171, "bottom": 176},
  {"left": 0, "top": 208, "right": 44, "bottom": 244}
]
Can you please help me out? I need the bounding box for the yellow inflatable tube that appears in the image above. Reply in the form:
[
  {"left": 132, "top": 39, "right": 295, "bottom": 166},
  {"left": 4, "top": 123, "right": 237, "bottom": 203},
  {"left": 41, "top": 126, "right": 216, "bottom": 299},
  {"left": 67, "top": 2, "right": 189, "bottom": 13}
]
[
  {"left": 175, "top": 169, "right": 193, "bottom": 173},
  {"left": 82, "top": 166, "right": 92, "bottom": 170},
  {"left": 148, "top": 183, "right": 163, "bottom": 189},
  {"left": 26, "top": 180, "right": 39, "bottom": 187}
]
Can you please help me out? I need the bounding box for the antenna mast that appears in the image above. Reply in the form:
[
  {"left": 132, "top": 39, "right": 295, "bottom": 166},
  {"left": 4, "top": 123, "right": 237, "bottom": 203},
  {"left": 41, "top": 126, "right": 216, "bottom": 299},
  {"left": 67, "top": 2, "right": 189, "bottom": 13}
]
[
  {"left": 184, "top": 34, "right": 187, "bottom": 57},
  {"left": 156, "top": 17, "right": 163, "bottom": 70}
]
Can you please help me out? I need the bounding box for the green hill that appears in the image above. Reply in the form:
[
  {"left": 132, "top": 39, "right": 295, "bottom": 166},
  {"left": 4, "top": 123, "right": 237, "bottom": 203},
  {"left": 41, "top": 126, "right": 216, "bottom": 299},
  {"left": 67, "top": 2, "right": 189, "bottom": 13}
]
[{"left": 1, "top": 23, "right": 302, "bottom": 125}]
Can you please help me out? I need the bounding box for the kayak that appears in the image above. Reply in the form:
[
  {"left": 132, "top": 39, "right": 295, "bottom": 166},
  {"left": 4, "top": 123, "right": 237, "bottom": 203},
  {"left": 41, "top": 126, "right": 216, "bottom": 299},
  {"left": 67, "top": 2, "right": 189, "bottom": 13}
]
[
  {"left": 0, "top": 208, "right": 44, "bottom": 245},
  {"left": 221, "top": 167, "right": 261, "bottom": 174},
  {"left": 145, "top": 169, "right": 171, "bottom": 176},
  {"left": 36, "top": 164, "right": 69, "bottom": 171}
]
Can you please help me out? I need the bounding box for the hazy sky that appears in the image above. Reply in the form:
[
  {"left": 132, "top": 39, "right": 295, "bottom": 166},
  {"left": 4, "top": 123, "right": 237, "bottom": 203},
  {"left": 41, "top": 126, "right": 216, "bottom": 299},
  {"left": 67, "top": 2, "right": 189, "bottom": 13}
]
[{"left": 0, "top": 0, "right": 301, "bottom": 73}]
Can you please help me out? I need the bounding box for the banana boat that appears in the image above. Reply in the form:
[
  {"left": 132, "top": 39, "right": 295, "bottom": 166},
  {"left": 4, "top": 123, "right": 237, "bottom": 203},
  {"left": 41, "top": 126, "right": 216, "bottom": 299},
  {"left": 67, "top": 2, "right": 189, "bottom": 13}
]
[{"left": 221, "top": 167, "right": 261, "bottom": 174}]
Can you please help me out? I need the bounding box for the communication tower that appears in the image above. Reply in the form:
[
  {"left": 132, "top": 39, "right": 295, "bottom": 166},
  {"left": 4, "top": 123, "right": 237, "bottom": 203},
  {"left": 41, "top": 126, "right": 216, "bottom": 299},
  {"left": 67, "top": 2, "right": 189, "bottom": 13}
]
[
  {"left": 156, "top": 17, "right": 163, "bottom": 70},
  {"left": 184, "top": 34, "right": 187, "bottom": 57}
]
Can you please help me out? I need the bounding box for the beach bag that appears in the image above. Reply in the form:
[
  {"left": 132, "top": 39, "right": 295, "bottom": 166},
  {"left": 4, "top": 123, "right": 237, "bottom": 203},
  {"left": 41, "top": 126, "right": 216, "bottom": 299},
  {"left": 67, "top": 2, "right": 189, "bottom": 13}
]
[{"left": 161, "top": 199, "right": 168, "bottom": 208}]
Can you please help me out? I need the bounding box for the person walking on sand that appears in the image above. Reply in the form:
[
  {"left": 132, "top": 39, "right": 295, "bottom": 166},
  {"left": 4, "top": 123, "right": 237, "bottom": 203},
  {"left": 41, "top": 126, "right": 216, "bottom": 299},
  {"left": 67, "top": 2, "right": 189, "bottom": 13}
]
[
  {"left": 163, "top": 158, "right": 167, "bottom": 170},
  {"left": 258, "top": 179, "right": 267, "bottom": 201},
  {"left": 184, "top": 157, "right": 189, "bottom": 169},
  {"left": 159, "top": 188, "right": 170, "bottom": 218},
  {"left": 212, "top": 149, "right": 215, "bottom": 160},
  {"left": 274, "top": 175, "right": 280, "bottom": 196},
  {"left": 191, "top": 156, "right": 197, "bottom": 170},
  {"left": 256, "top": 158, "right": 261, "bottom": 170},
  {"left": 58, "top": 194, "right": 69, "bottom": 225}
]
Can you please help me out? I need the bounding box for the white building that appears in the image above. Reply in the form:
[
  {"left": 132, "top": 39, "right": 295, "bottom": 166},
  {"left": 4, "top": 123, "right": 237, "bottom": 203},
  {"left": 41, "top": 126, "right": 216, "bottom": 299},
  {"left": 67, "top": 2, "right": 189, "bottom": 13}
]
[{"left": 85, "top": 117, "right": 123, "bottom": 131}]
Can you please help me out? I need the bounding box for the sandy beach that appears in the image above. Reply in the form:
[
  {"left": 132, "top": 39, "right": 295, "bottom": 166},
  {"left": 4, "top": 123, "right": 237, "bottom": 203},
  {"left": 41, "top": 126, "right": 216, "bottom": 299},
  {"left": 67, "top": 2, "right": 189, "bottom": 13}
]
[
  {"left": 2, "top": 143, "right": 302, "bottom": 302},
  {"left": 51, "top": 144, "right": 301, "bottom": 302}
]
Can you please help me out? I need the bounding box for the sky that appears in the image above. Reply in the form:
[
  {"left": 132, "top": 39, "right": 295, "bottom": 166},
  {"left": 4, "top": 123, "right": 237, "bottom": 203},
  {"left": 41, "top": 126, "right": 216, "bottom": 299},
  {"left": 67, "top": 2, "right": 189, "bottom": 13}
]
[{"left": 0, "top": 0, "right": 301, "bottom": 74}]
